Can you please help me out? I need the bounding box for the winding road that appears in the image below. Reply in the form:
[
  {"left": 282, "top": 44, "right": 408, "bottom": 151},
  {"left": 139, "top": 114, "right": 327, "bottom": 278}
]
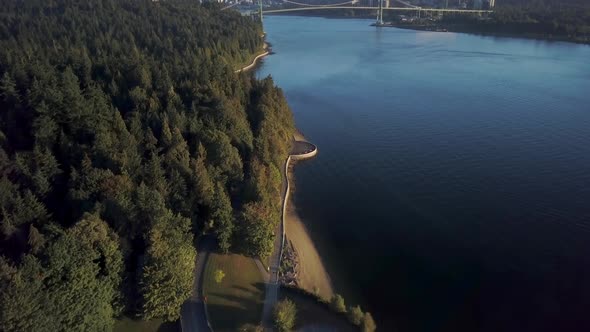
[{"left": 180, "top": 238, "right": 214, "bottom": 332}]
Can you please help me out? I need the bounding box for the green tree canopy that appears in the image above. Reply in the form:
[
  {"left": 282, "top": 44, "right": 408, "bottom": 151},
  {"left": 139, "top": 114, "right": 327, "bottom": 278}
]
[
  {"left": 361, "top": 312, "right": 377, "bottom": 332},
  {"left": 331, "top": 294, "right": 346, "bottom": 313},
  {"left": 273, "top": 299, "right": 297, "bottom": 332},
  {"left": 348, "top": 305, "right": 364, "bottom": 326},
  {"left": 0, "top": 0, "right": 294, "bottom": 326}
]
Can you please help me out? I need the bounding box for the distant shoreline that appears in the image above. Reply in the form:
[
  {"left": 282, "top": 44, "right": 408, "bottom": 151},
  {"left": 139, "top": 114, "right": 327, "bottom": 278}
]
[
  {"left": 380, "top": 23, "right": 590, "bottom": 45},
  {"left": 283, "top": 132, "right": 334, "bottom": 300},
  {"left": 266, "top": 13, "right": 590, "bottom": 45}
]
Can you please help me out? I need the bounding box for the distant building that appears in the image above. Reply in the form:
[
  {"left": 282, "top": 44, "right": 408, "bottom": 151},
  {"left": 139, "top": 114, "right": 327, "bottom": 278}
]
[{"left": 473, "top": 0, "right": 482, "bottom": 9}]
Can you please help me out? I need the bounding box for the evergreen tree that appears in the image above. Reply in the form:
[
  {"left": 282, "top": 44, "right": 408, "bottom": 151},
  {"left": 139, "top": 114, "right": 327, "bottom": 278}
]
[
  {"left": 0, "top": 219, "right": 123, "bottom": 332},
  {"left": 140, "top": 210, "right": 196, "bottom": 321},
  {"left": 211, "top": 182, "right": 234, "bottom": 252},
  {"left": 192, "top": 144, "right": 215, "bottom": 207},
  {"left": 0, "top": 0, "right": 294, "bottom": 325},
  {"left": 240, "top": 202, "right": 276, "bottom": 260}
]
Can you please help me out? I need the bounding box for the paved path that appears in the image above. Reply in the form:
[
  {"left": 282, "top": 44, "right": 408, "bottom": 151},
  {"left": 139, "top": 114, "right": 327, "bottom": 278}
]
[
  {"left": 260, "top": 151, "right": 291, "bottom": 331},
  {"left": 260, "top": 158, "right": 288, "bottom": 330},
  {"left": 181, "top": 238, "right": 214, "bottom": 332},
  {"left": 260, "top": 140, "right": 318, "bottom": 331},
  {"left": 235, "top": 43, "right": 269, "bottom": 73}
]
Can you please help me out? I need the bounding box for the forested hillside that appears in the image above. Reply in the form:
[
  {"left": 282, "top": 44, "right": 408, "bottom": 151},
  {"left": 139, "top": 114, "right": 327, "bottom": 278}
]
[
  {"left": 0, "top": 0, "right": 294, "bottom": 330},
  {"left": 442, "top": 0, "right": 590, "bottom": 43},
  {"left": 497, "top": 0, "right": 590, "bottom": 9}
]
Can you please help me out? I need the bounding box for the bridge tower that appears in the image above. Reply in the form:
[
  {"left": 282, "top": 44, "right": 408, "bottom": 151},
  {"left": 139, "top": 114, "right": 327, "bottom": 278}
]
[
  {"left": 258, "top": 0, "right": 263, "bottom": 24},
  {"left": 376, "top": 0, "right": 384, "bottom": 25}
]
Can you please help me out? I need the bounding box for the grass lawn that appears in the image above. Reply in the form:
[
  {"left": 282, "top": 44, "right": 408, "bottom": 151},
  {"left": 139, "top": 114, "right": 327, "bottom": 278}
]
[
  {"left": 203, "top": 252, "right": 265, "bottom": 331},
  {"left": 113, "top": 316, "right": 179, "bottom": 332}
]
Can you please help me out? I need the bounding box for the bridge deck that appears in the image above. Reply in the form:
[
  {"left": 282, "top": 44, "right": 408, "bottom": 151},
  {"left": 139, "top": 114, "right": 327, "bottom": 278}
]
[{"left": 263, "top": 6, "right": 492, "bottom": 13}]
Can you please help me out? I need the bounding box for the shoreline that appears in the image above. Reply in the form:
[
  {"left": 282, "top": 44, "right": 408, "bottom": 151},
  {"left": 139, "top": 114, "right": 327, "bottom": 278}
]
[
  {"left": 260, "top": 131, "right": 328, "bottom": 328},
  {"left": 282, "top": 132, "right": 334, "bottom": 300},
  {"left": 235, "top": 43, "right": 270, "bottom": 73},
  {"left": 248, "top": 31, "right": 335, "bottom": 311},
  {"left": 267, "top": 13, "right": 589, "bottom": 45},
  {"left": 381, "top": 23, "right": 590, "bottom": 45}
]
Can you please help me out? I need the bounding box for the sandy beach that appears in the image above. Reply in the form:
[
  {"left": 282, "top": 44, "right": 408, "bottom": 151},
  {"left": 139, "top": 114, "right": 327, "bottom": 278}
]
[
  {"left": 284, "top": 195, "right": 334, "bottom": 300},
  {"left": 284, "top": 132, "right": 334, "bottom": 301}
]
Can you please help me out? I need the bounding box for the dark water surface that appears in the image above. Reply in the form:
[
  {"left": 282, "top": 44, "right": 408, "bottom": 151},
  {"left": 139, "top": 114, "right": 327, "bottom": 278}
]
[{"left": 257, "top": 16, "right": 590, "bottom": 332}]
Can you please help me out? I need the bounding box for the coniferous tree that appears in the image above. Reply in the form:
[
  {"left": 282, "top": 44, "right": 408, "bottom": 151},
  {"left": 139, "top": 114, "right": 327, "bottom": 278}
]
[
  {"left": 0, "top": 0, "right": 294, "bottom": 326},
  {"left": 211, "top": 182, "right": 234, "bottom": 252},
  {"left": 140, "top": 202, "right": 196, "bottom": 320}
]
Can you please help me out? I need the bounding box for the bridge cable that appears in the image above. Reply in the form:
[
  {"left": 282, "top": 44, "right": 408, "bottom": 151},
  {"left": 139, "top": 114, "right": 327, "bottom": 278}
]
[{"left": 281, "top": 0, "right": 356, "bottom": 7}]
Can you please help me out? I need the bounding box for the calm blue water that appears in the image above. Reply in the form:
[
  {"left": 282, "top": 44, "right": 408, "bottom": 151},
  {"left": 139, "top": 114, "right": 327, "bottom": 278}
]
[{"left": 257, "top": 16, "right": 590, "bottom": 332}]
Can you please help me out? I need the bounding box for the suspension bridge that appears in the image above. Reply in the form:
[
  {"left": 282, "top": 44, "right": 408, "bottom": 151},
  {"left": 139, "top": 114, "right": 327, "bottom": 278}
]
[{"left": 222, "top": 0, "right": 493, "bottom": 25}]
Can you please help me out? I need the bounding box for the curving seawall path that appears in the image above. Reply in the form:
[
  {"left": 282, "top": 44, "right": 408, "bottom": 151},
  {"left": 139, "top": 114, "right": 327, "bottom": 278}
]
[
  {"left": 187, "top": 139, "right": 318, "bottom": 332},
  {"left": 235, "top": 43, "right": 269, "bottom": 73},
  {"left": 261, "top": 139, "right": 318, "bottom": 331},
  {"left": 290, "top": 141, "right": 318, "bottom": 161}
]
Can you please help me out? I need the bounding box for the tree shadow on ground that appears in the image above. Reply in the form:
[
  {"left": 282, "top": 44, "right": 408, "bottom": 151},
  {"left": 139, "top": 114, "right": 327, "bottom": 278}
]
[
  {"left": 280, "top": 288, "right": 357, "bottom": 332},
  {"left": 207, "top": 301, "right": 262, "bottom": 331},
  {"left": 156, "top": 320, "right": 179, "bottom": 332},
  {"left": 231, "top": 284, "right": 265, "bottom": 298},
  {"left": 254, "top": 282, "right": 267, "bottom": 292}
]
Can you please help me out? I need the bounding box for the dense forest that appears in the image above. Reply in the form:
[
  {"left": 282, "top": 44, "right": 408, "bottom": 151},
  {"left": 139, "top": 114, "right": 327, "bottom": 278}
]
[
  {"left": 272, "top": 0, "right": 590, "bottom": 43},
  {"left": 0, "top": 0, "right": 294, "bottom": 330},
  {"left": 439, "top": 0, "right": 590, "bottom": 43}
]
